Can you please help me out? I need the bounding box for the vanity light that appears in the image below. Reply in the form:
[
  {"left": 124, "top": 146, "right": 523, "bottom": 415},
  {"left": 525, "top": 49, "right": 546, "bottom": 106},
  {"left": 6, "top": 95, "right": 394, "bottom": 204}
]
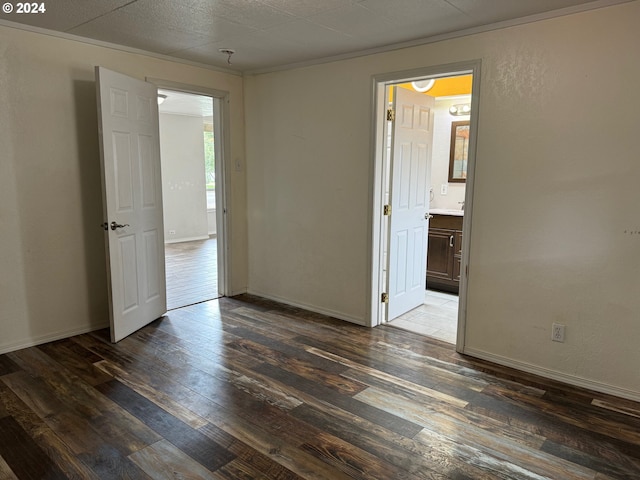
[
  {"left": 449, "top": 103, "right": 471, "bottom": 116},
  {"left": 411, "top": 79, "right": 435, "bottom": 93},
  {"left": 157, "top": 94, "right": 167, "bottom": 105}
]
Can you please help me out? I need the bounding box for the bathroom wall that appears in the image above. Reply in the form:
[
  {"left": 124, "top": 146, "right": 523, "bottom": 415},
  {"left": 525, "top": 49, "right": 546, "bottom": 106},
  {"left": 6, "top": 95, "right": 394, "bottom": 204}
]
[{"left": 430, "top": 96, "right": 470, "bottom": 211}]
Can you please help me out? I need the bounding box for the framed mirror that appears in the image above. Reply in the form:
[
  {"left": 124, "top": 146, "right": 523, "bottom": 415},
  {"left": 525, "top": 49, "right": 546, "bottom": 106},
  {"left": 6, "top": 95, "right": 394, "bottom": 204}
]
[{"left": 448, "top": 120, "right": 469, "bottom": 183}]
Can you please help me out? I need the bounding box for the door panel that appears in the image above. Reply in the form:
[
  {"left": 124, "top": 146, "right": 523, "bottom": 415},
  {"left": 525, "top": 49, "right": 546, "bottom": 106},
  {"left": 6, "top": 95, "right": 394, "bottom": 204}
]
[
  {"left": 119, "top": 235, "right": 139, "bottom": 312},
  {"left": 387, "top": 87, "right": 435, "bottom": 320},
  {"left": 96, "top": 66, "right": 167, "bottom": 342},
  {"left": 113, "top": 132, "right": 134, "bottom": 211},
  {"left": 139, "top": 134, "right": 158, "bottom": 208},
  {"left": 144, "top": 230, "right": 161, "bottom": 300}
]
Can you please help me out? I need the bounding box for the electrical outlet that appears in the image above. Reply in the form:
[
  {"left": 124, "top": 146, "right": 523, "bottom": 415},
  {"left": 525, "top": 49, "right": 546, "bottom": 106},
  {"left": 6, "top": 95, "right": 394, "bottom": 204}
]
[
  {"left": 441, "top": 184, "right": 448, "bottom": 195},
  {"left": 552, "top": 323, "right": 565, "bottom": 343}
]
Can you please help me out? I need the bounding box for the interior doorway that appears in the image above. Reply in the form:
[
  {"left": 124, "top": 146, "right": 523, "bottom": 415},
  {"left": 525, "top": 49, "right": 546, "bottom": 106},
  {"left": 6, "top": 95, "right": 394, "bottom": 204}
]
[
  {"left": 370, "top": 62, "right": 481, "bottom": 352},
  {"left": 155, "top": 87, "right": 227, "bottom": 310}
]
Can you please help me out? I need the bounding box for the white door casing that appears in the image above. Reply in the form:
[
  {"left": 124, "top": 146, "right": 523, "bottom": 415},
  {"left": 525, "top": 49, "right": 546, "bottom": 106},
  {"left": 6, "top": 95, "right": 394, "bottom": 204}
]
[
  {"left": 387, "top": 86, "right": 435, "bottom": 320},
  {"left": 96, "top": 66, "right": 167, "bottom": 342}
]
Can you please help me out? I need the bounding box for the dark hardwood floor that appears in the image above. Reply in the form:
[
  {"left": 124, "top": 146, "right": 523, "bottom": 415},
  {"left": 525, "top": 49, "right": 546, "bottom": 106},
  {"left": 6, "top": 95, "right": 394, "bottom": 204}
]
[{"left": 1, "top": 294, "right": 639, "bottom": 479}]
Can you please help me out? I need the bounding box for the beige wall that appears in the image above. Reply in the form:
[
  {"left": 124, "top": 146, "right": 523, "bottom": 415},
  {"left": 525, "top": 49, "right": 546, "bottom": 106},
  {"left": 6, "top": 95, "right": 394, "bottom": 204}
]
[
  {"left": 245, "top": 2, "right": 640, "bottom": 399},
  {"left": 0, "top": 25, "right": 247, "bottom": 353}
]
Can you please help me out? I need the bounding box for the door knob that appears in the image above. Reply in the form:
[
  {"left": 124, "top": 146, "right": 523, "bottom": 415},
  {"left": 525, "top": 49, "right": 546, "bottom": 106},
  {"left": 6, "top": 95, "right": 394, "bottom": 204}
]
[{"left": 110, "top": 221, "right": 130, "bottom": 231}]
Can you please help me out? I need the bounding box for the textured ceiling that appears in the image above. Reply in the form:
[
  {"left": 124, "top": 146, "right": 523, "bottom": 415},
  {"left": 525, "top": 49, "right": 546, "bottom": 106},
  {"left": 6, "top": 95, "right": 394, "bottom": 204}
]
[{"left": 1, "top": 0, "right": 628, "bottom": 73}]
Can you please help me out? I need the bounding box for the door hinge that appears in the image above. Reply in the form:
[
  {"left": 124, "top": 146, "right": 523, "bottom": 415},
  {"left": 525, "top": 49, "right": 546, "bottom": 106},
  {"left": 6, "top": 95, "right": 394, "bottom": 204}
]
[
  {"left": 381, "top": 292, "right": 389, "bottom": 303},
  {"left": 383, "top": 204, "right": 391, "bottom": 216},
  {"left": 386, "top": 108, "right": 395, "bottom": 122}
]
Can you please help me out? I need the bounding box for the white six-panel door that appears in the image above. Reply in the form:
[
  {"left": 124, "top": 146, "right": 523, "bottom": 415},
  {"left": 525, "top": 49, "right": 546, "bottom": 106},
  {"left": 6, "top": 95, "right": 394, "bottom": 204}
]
[
  {"left": 96, "top": 67, "right": 167, "bottom": 342},
  {"left": 387, "top": 86, "right": 435, "bottom": 320}
]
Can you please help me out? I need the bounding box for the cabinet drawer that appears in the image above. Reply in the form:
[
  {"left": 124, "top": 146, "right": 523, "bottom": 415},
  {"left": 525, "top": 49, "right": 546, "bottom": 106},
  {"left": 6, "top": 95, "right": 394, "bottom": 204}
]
[{"left": 430, "top": 214, "right": 463, "bottom": 230}]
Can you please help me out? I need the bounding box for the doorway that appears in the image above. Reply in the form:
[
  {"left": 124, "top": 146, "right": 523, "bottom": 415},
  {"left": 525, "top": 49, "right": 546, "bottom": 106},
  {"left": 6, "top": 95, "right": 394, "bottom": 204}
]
[
  {"left": 370, "top": 61, "right": 481, "bottom": 352},
  {"left": 152, "top": 82, "right": 230, "bottom": 310}
]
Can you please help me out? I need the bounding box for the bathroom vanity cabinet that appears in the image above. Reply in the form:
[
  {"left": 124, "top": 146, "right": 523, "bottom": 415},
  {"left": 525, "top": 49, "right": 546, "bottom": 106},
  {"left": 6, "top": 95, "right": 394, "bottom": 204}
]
[{"left": 426, "top": 214, "right": 463, "bottom": 293}]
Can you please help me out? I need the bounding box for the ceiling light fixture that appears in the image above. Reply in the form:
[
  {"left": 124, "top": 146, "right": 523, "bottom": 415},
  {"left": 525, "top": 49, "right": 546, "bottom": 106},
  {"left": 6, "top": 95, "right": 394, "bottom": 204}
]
[
  {"left": 219, "top": 48, "right": 235, "bottom": 65},
  {"left": 411, "top": 79, "right": 435, "bottom": 93},
  {"left": 157, "top": 94, "right": 167, "bottom": 105}
]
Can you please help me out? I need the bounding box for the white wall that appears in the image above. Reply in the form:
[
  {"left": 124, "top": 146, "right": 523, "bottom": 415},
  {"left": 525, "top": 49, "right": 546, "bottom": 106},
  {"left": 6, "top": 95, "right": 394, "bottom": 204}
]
[
  {"left": 207, "top": 211, "right": 217, "bottom": 236},
  {"left": 430, "top": 96, "right": 470, "bottom": 210},
  {"left": 245, "top": 2, "right": 640, "bottom": 399},
  {"left": 159, "top": 113, "right": 209, "bottom": 243},
  {"left": 0, "top": 24, "right": 247, "bottom": 354}
]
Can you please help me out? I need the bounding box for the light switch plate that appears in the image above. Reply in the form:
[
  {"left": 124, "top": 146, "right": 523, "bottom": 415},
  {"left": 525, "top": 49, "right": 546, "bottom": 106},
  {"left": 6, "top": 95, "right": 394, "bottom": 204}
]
[{"left": 441, "top": 184, "right": 448, "bottom": 195}]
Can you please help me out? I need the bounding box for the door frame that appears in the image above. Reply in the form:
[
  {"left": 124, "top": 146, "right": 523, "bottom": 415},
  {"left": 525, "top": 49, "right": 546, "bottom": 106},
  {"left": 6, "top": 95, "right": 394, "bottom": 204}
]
[
  {"left": 147, "top": 78, "right": 232, "bottom": 297},
  {"left": 368, "top": 60, "right": 481, "bottom": 353}
]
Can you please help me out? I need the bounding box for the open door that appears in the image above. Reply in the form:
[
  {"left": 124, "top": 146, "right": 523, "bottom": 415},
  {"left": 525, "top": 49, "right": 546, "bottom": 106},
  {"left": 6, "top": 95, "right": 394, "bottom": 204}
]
[
  {"left": 387, "top": 86, "right": 435, "bottom": 320},
  {"left": 96, "top": 66, "right": 167, "bottom": 342}
]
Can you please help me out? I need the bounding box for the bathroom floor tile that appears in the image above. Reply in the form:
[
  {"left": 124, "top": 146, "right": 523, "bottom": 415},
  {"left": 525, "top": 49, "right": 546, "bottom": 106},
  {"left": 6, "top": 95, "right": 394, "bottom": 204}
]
[{"left": 388, "top": 289, "right": 458, "bottom": 344}]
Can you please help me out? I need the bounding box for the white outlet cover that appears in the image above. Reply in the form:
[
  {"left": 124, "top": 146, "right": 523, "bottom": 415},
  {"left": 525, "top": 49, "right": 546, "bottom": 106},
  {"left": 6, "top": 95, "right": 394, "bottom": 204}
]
[
  {"left": 441, "top": 184, "right": 448, "bottom": 195},
  {"left": 552, "top": 323, "right": 565, "bottom": 342}
]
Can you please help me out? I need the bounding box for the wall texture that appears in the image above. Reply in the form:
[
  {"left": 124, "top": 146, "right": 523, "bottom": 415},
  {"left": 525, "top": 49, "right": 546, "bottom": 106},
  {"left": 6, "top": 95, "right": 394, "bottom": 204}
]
[
  {"left": 244, "top": 2, "right": 640, "bottom": 399},
  {"left": 0, "top": 25, "right": 246, "bottom": 353},
  {"left": 159, "top": 113, "right": 209, "bottom": 243}
]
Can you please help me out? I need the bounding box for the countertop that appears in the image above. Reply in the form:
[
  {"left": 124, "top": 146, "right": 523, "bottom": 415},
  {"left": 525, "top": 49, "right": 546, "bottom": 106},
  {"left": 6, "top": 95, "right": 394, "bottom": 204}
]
[{"left": 429, "top": 208, "right": 464, "bottom": 217}]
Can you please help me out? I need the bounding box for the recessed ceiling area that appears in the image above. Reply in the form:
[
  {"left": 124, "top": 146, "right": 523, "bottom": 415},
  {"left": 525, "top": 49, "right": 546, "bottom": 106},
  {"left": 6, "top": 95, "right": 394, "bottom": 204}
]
[{"left": 0, "top": 0, "right": 630, "bottom": 73}]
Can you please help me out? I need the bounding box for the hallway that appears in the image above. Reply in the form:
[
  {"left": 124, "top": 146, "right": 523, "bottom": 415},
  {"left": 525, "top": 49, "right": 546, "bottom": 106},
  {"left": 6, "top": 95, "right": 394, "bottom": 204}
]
[{"left": 165, "top": 237, "right": 219, "bottom": 310}]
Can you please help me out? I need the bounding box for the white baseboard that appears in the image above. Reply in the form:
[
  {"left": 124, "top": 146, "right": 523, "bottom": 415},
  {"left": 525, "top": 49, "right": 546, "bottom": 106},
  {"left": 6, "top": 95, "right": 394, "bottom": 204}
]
[
  {"left": 245, "top": 289, "right": 366, "bottom": 326},
  {"left": 0, "top": 323, "right": 110, "bottom": 355},
  {"left": 165, "top": 234, "right": 210, "bottom": 244},
  {"left": 463, "top": 347, "right": 640, "bottom": 403}
]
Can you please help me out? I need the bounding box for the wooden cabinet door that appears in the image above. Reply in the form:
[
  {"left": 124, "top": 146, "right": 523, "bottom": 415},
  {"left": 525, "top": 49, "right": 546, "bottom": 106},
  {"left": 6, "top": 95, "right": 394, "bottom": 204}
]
[
  {"left": 453, "top": 231, "right": 463, "bottom": 281},
  {"left": 454, "top": 231, "right": 463, "bottom": 255},
  {"left": 453, "top": 256, "right": 462, "bottom": 282},
  {"left": 426, "top": 229, "right": 454, "bottom": 280}
]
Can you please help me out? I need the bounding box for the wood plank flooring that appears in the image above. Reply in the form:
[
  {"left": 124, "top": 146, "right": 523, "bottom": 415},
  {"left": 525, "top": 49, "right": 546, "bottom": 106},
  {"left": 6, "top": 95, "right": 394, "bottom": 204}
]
[
  {"left": 1, "top": 295, "right": 640, "bottom": 479},
  {"left": 165, "top": 237, "right": 218, "bottom": 310}
]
